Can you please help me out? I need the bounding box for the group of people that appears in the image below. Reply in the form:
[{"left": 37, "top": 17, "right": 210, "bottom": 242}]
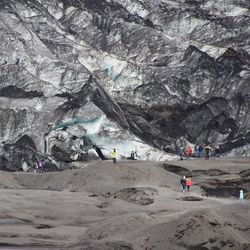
[
  {"left": 180, "top": 144, "right": 204, "bottom": 159},
  {"left": 129, "top": 150, "right": 137, "bottom": 160},
  {"left": 180, "top": 175, "right": 192, "bottom": 193},
  {"left": 111, "top": 148, "right": 138, "bottom": 163},
  {"left": 179, "top": 144, "right": 221, "bottom": 160}
]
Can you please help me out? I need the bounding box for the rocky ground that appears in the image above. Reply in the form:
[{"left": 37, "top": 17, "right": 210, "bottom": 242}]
[{"left": 0, "top": 157, "right": 249, "bottom": 250}]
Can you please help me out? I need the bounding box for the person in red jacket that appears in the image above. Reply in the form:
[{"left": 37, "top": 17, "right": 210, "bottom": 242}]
[
  {"left": 186, "top": 145, "right": 193, "bottom": 157},
  {"left": 186, "top": 177, "right": 192, "bottom": 193}
]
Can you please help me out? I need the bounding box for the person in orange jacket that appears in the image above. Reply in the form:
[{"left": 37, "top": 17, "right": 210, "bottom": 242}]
[{"left": 186, "top": 177, "right": 192, "bottom": 193}]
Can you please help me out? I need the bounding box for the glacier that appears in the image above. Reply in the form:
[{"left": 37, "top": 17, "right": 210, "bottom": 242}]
[{"left": 0, "top": 0, "right": 250, "bottom": 171}]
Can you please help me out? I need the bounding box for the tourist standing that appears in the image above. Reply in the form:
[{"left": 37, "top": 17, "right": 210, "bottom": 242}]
[
  {"left": 130, "top": 151, "right": 135, "bottom": 160},
  {"left": 180, "top": 176, "right": 187, "bottom": 193},
  {"left": 194, "top": 144, "right": 199, "bottom": 158},
  {"left": 186, "top": 177, "right": 192, "bottom": 193},
  {"left": 134, "top": 151, "right": 137, "bottom": 160},
  {"left": 36, "top": 159, "right": 44, "bottom": 173},
  {"left": 186, "top": 145, "right": 193, "bottom": 157},
  {"left": 214, "top": 145, "right": 221, "bottom": 159},
  {"left": 205, "top": 145, "right": 211, "bottom": 159},
  {"left": 179, "top": 146, "right": 184, "bottom": 160},
  {"left": 198, "top": 144, "right": 203, "bottom": 158},
  {"left": 239, "top": 190, "right": 244, "bottom": 202},
  {"left": 111, "top": 148, "right": 117, "bottom": 164}
]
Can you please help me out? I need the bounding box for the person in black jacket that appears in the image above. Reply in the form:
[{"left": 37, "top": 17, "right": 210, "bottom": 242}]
[{"left": 180, "top": 176, "right": 187, "bottom": 193}]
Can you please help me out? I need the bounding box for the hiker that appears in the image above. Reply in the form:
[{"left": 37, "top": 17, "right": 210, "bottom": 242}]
[
  {"left": 130, "top": 151, "right": 135, "bottom": 160},
  {"left": 198, "top": 144, "right": 203, "bottom": 158},
  {"left": 179, "top": 146, "right": 184, "bottom": 160},
  {"left": 214, "top": 145, "right": 221, "bottom": 158},
  {"left": 239, "top": 190, "right": 244, "bottom": 202},
  {"left": 36, "top": 159, "right": 44, "bottom": 173},
  {"left": 186, "top": 145, "right": 193, "bottom": 157},
  {"left": 194, "top": 144, "right": 199, "bottom": 157},
  {"left": 186, "top": 177, "right": 192, "bottom": 193},
  {"left": 134, "top": 151, "right": 137, "bottom": 160},
  {"left": 111, "top": 148, "right": 117, "bottom": 164},
  {"left": 205, "top": 145, "right": 211, "bottom": 159},
  {"left": 180, "top": 176, "right": 187, "bottom": 193}
]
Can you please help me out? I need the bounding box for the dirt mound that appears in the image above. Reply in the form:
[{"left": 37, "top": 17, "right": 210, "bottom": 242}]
[
  {"left": 128, "top": 204, "right": 250, "bottom": 250},
  {"left": 10, "top": 161, "right": 179, "bottom": 194},
  {"left": 112, "top": 187, "right": 158, "bottom": 205}
]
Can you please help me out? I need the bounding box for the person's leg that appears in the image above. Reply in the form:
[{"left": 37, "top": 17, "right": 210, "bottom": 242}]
[
  {"left": 180, "top": 152, "right": 184, "bottom": 160},
  {"left": 182, "top": 184, "right": 185, "bottom": 193}
]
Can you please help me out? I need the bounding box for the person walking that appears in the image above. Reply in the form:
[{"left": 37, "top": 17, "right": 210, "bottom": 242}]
[
  {"left": 186, "top": 177, "right": 192, "bottom": 193},
  {"left": 111, "top": 148, "right": 117, "bottom": 164},
  {"left": 180, "top": 176, "right": 187, "bottom": 193}
]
